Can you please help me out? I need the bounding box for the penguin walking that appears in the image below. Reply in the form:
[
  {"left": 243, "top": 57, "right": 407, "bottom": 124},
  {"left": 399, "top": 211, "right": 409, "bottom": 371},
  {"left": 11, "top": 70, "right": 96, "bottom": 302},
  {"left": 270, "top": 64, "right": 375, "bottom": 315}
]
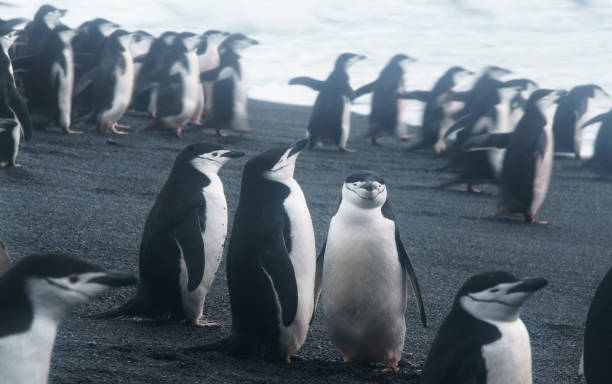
[
  {"left": 77, "top": 30, "right": 135, "bottom": 134},
  {"left": 0, "top": 240, "right": 9, "bottom": 276},
  {"left": 552, "top": 84, "right": 608, "bottom": 158},
  {"left": 94, "top": 143, "right": 243, "bottom": 325},
  {"left": 11, "top": 4, "right": 66, "bottom": 58},
  {"left": 17, "top": 25, "right": 79, "bottom": 134},
  {"left": 0, "top": 253, "right": 136, "bottom": 384},
  {"left": 498, "top": 89, "right": 565, "bottom": 224},
  {"left": 581, "top": 265, "right": 612, "bottom": 383},
  {"left": 352, "top": 54, "right": 417, "bottom": 145},
  {"left": 289, "top": 53, "right": 366, "bottom": 152},
  {"left": 316, "top": 171, "right": 427, "bottom": 370},
  {"left": 147, "top": 32, "right": 202, "bottom": 138},
  {"left": 421, "top": 271, "right": 548, "bottom": 384},
  {"left": 201, "top": 33, "right": 259, "bottom": 137},
  {"left": 198, "top": 139, "right": 314, "bottom": 362},
  {"left": 0, "top": 29, "right": 33, "bottom": 167},
  {"left": 194, "top": 30, "right": 228, "bottom": 123},
  {"left": 580, "top": 110, "right": 612, "bottom": 175}
]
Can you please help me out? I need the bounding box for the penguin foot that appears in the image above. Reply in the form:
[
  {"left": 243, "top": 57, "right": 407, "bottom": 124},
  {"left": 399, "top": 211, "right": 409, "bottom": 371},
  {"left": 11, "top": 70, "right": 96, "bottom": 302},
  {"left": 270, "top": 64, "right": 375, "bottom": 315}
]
[
  {"left": 194, "top": 319, "right": 220, "bottom": 327},
  {"left": 375, "top": 365, "right": 399, "bottom": 372},
  {"left": 115, "top": 124, "right": 131, "bottom": 130},
  {"left": 234, "top": 126, "right": 254, "bottom": 132},
  {"left": 64, "top": 128, "right": 84, "bottom": 135},
  {"left": 525, "top": 215, "right": 548, "bottom": 225},
  {"left": 339, "top": 147, "right": 357, "bottom": 153},
  {"left": 467, "top": 185, "right": 481, "bottom": 194},
  {"left": 201, "top": 109, "right": 212, "bottom": 118},
  {"left": 399, "top": 134, "right": 414, "bottom": 141}
]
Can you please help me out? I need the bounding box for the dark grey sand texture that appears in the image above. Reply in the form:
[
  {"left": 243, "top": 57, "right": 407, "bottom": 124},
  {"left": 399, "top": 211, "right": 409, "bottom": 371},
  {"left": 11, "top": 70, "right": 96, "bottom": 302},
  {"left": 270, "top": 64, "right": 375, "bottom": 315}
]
[{"left": 1, "top": 100, "right": 610, "bottom": 383}]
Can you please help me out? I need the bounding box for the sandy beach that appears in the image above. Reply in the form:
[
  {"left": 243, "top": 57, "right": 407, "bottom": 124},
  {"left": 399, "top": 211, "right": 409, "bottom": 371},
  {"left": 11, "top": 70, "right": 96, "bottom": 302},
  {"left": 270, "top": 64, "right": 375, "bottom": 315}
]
[{"left": 1, "top": 99, "right": 610, "bottom": 383}]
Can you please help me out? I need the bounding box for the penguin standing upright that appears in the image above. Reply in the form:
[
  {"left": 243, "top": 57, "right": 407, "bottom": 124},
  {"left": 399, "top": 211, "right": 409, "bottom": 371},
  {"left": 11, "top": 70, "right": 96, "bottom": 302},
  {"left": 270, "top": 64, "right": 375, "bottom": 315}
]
[
  {"left": 218, "top": 139, "right": 315, "bottom": 362},
  {"left": 580, "top": 109, "right": 612, "bottom": 175},
  {"left": 194, "top": 30, "right": 228, "bottom": 123},
  {"left": 0, "top": 29, "right": 32, "bottom": 167},
  {"left": 352, "top": 54, "right": 417, "bottom": 145},
  {"left": 552, "top": 84, "right": 608, "bottom": 158},
  {"left": 421, "top": 271, "right": 548, "bottom": 384},
  {"left": 148, "top": 32, "right": 202, "bottom": 138},
  {"left": 290, "top": 53, "right": 366, "bottom": 152},
  {"left": 84, "top": 30, "right": 135, "bottom": 134},
  {"left": 17, "top": 25, "right": 79, "bottom": 134},
  {"left": 94, "top": 143, "right": 243, "bottom": 325},
  {"left": 0, "top": 253, "right": 136, "bottom": 384},
  {"left": 498, "top": 89, "right": 565, "bottom": 224},
  {"left": 582, "top": 265, "right": 612, "bottom": 383},
  {"left": 316, "top": 171, "right": 426, "bottom": 370},
  {"left": 12, "top": 4, "right": 66, "bottom": 58},
  {"left": 202, "top": 33, "right": 259, "bottom": 137}
]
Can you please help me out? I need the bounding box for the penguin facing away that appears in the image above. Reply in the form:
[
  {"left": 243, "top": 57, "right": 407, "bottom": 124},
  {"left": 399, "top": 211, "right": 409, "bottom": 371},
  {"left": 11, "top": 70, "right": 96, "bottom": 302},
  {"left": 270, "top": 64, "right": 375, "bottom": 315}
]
[
  {"left": 352, "top": 54, "right": 417, "bottom": 145},
  {"left": 201, "top": 33, "right": 259, "bottom": 137},
  {"left": 582, "top": 265, "right": 612, "bottom": 383},
  {"left": 0, "top": 253, "right": 136, "bottom": 384},
  {"left": 552, "top": 84, "right": 608, "bottom": 158},
  {"left": 316, "top": 171, "right": 427, "bottom": 370},
  {"left": 93, "top": 143, "right": 244, "bottom": 326},
  {"left": 208, "top": 139, "right": 315, "bottom": 362},
  {"left": 498, "top": 89, "right": 566, "bottom": 224},
  {"left": 289, "top": 52, "right": 366, "bottom": 152},
  {"left": 420, "top": 271, "right": 548, "bottom": 384},
  {"left": 581, "top": 110, "right": 612, "bottom": 175}
]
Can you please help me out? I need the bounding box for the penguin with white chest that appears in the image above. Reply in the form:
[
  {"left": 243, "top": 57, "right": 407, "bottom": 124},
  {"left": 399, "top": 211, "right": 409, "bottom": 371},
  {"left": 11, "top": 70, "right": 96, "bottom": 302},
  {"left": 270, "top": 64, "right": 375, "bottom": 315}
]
[
  {"left": 421, "top": 271, "right": 548, "bottom": 384},
  {"left": 316, "top": 171, "right": 427, "bottom": 370},
  {"left": 194, "top": 30, "right": 229, "bottom": 123},
  {"left": 0, "top": 253, "right": 136, "bottom": 384},
  {"left": 94, "top": 143, "right": 244, "bottom": 325},
  {"left": 218, "top": 139, "right": 315, "bottom": 362},
  {"left": 201, "top": 33, "right": 259, "bottom": 137},
  {"left": 290, "top": 53, "right": 366, "bottom": 152},
  {"left": 498, "top": 89, "right": 565, "bottom": 224},
  {"left": 86, "top": 29, "right": 135, "bottom": 134}
]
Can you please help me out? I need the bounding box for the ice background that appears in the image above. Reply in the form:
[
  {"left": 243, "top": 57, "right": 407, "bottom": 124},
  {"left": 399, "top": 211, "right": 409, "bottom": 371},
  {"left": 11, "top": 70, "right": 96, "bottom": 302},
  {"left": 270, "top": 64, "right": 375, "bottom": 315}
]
[{"left": 4, "top": 0, "right": 612, "bottom": 156}]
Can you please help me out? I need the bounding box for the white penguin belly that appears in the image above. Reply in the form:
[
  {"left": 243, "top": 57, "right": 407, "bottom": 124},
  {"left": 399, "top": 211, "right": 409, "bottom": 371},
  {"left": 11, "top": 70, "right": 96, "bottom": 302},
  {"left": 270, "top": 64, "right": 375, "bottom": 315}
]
[
  {"left": 530, "top": 120, "right": 554, "bottom": 216},
  {"left": 321, "top": 209, "right": 407, "bottom": 362},
  {"left": 165, "top": 53, "right": 200, "bottom": 127},
  {"left": 101, "top": 52, "right": 134, "bottom": 125},
  {"left": 482, "top": 319, "right": 532, "bottom": 384},
  {"left": 179, "top": 174, "right": 227, "bottom": 322},
  {"left": 51, "top": 48, "right": 74, "bottom": 130},
  {"left": 339, "top": 96, "right": 351, "bottom": 147},
  {"left": 229, "top": 69, "right": 248, "bottom": 130},
  {"left": 489, "top": 104, "right": 513, "bottom": 180},
  {"left": 0, "top": 316, "right": 58, "bottom": 384},
  {"left": 276, "top": 178, "right": 316, "bottom": 356}
]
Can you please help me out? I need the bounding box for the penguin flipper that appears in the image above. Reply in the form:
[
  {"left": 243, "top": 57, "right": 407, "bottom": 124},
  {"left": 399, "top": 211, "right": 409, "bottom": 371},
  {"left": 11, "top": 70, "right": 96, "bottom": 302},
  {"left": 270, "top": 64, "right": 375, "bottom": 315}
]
[
  {"left": 353, "top": 81, "right": 376, "bottom": 99},
  {"left": 581, "top": 111, "right": 612, "bottom": 130},
  {"left": 174, "top": 208, "right": 206, "bottom": 292},
  {"left": 288, "top": 76, "right": 324, "bottom": 91},
  {"left": 73, "top": 67, "right": 97, "bottom": 96},
  {"left": 311, "top": 237, "right": 327, "bottom": 325},
  {"left": 398, "top": 90, "right": 430, "bottom": 102},
  {"left": 462, "top": 133, "right": 512, "bottom": 151},
  {"left": 502, "top": 78, "right": 538, "bottom": 90},
  {"left": 259, "top": 230, "right": 298, "bottom": 327}
]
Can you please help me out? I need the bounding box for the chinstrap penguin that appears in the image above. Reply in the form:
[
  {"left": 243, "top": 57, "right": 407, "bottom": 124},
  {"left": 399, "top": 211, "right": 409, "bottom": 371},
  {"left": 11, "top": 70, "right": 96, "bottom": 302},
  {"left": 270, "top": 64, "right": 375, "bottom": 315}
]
[
  {"left": 421, "top": 271, "right": 547, "bottom": 384},
  {"left": 289, "top": 52, "right": 366, "bottom": 152},
  {"left": 0, "top": 253, "right": 136, "bottom": 384},
  {"left": 580, "top": 109, "right": 612, "bottom": 176},
  {"left": 94, "top": 143, "right": 243, "bottom": 325},
  {"left": 316, "top": 171, "right": 427, "bottom": 370}
]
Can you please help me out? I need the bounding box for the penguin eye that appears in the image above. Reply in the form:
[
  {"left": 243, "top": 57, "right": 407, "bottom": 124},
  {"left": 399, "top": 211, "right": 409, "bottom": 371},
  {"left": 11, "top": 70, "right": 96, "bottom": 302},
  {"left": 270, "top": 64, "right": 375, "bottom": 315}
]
[{"left": 69, "top": 275, "right": 79, "bottom": 284}]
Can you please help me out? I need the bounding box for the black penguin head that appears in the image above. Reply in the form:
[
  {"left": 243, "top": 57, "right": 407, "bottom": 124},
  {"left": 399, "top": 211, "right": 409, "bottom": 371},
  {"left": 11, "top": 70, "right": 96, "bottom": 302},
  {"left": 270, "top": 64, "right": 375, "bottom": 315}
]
[
  {"left": 4, "top": 253, "right": 136, "bottom": 320},
  {"left": 342, "top": 171, "right": 387, "bottom": 209},
  {"left": 93, "top": 18, "right": 120, "bottom": 37},
  {"left": 220, "top": 33, "right": 259, "bottom": 54},
  {"left": 447, "top": 65, "right": 473, "bottom": 82},
  {"left": 110, "top": 29, "right": 133, "bottom": 50},
  {"left": 571, "top": 84, "right": 609, "bottom": 99},
  {"left": 174, "top": 142, "right": 244, "bottom": 176},
  {"left": 484, "top": 65, "right": 512, "bottom": 79},
  {"left": 54, "top": 25, "right": 76, "bottom": 44},
  {"left": 242, "top": 139, "right": 308, "bottom": 184},
  {"left": 528, "top": 89, "right": 566, "bottom": 112},
  {"left": 335, "top": 52, "right": 366, "bottom": 70},
  {"left": 202, "top": 29, "right": 229, "bottom": 43},
  {"left": 456, "top": 271, "right": 548, "bottom": 322},
  {"left": 177, "top": 32, "right": 200, "bottom": 52},
  {"left": 389, "top": 53, "right": 416, "bottom": 68},
  {"left": 159, "top": 31, "right": 178, "bottom": 46},
  {"left": 36, "top": 5, "right": 67, "bottom": 30}
]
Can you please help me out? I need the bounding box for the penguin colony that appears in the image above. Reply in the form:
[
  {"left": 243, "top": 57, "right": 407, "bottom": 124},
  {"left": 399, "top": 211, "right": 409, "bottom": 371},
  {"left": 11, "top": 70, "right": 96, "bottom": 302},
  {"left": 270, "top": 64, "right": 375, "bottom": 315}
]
[{"left": 1, "top": 4, "right": 611, "bottom": 384}]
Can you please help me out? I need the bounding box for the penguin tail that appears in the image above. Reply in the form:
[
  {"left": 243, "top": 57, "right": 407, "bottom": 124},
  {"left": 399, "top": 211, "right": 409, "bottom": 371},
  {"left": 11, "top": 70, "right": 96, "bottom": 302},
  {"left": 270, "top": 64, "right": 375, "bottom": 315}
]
[{"left": 89, "top": 296, "right": 143, "bottom": 320}]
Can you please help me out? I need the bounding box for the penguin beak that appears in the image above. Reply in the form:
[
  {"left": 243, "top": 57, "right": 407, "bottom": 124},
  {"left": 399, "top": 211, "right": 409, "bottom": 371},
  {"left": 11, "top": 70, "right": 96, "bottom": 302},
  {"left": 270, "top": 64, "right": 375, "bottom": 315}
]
[
  {"left": 58, "top": 9, "right": 68, "bottom": 17},
  {"left": 221, "top": 151, "right": 245, "bottom": 158},
  {"left": 361, "top": 182, "right": 375, "bottom": 192},
  {"left": 288, "top": 139, "right": 308, "bottom": 156},
  {"left": 507, "top": 278, "right": 548, "bottom": 294},
  {"left": 249, "top": 38, "right": 259, "bottom": 45},
  {"left": 88, "top": 272, "right": 137, "bottom": 287},
  {"left": 554, "top": 90, "right": 568, "bottom": 103}
]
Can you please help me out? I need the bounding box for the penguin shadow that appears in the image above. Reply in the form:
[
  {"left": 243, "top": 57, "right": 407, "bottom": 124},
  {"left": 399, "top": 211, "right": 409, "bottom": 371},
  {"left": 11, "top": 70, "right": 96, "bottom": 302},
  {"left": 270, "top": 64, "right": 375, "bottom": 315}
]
[{"left": 479, "top": 214, "right": 558, "bottom": 228}]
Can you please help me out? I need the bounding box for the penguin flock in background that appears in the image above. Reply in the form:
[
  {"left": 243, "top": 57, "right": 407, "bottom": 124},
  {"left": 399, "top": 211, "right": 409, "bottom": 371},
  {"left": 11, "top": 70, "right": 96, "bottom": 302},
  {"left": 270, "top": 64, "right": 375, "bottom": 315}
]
[{"left": 2, "top": 3, "right": 612, "bottom": 384}]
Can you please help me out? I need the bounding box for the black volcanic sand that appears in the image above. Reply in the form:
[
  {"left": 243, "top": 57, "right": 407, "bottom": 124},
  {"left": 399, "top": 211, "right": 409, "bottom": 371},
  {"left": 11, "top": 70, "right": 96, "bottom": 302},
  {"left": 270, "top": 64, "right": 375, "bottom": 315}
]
[{"left": 1, "top": 99, "right": 610, "bottom": 383}]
